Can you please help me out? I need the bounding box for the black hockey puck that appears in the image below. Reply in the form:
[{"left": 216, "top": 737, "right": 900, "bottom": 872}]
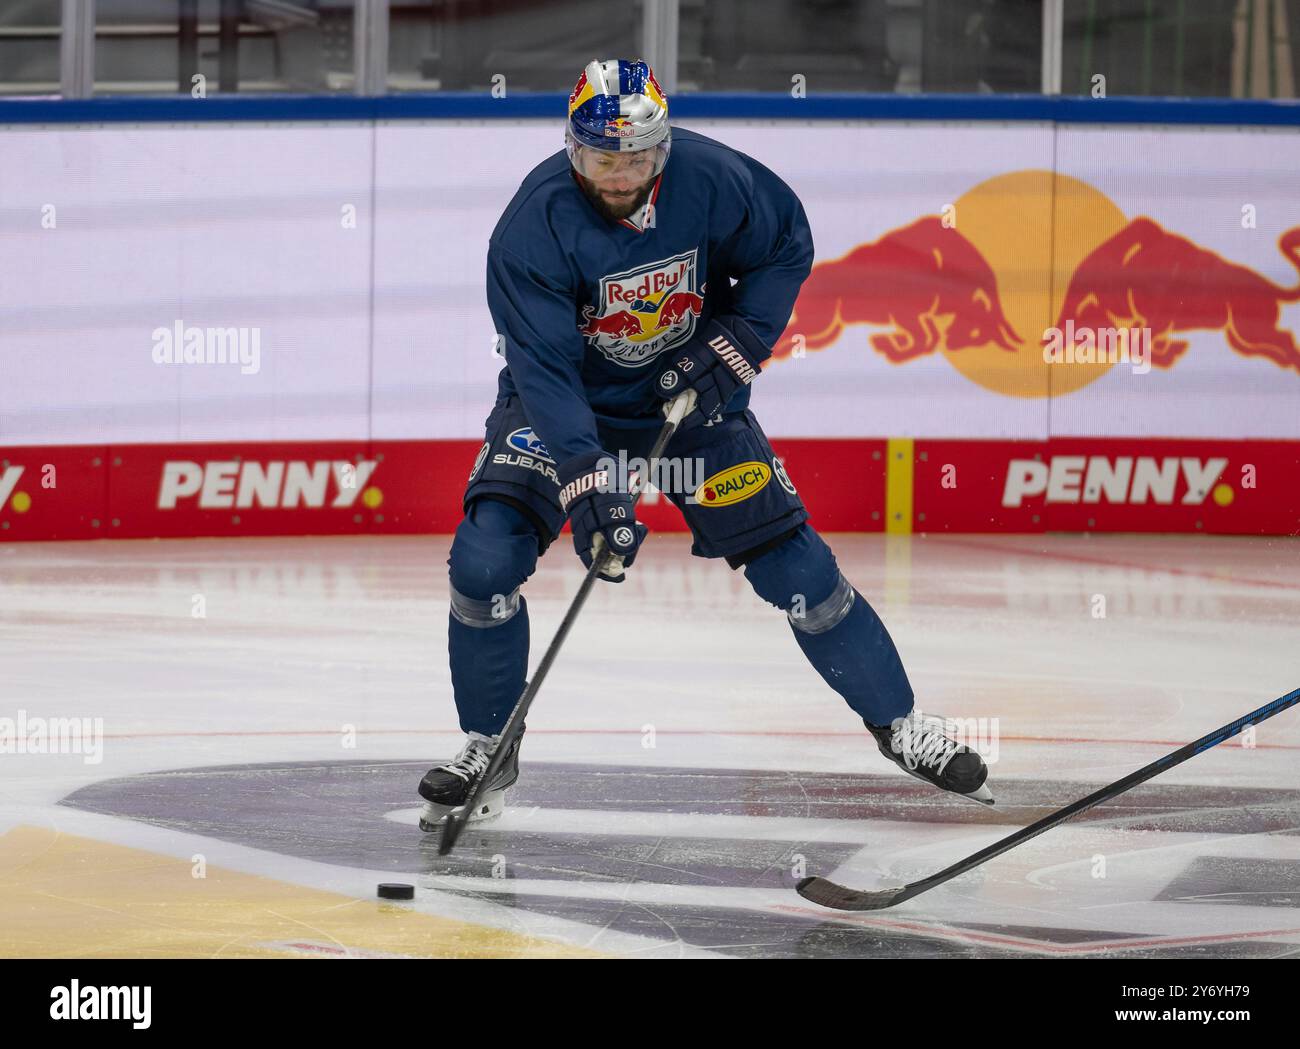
[{"left": 377, "top": 882, "right": 415, "bottom": 900}]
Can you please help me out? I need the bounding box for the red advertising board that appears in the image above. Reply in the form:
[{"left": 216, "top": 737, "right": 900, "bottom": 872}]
[
  {"left": 913, "top": 438, "right": 1300, "bottom": 535},
  {"left": 2, "top": 437, "right": 1296, "bottom": 541},
  {"left": 0, "top": 437, "right": 889, "bottom": 542}
]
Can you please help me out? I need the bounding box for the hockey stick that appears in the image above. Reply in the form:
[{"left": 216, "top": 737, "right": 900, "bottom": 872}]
[
  {"left": 798, "top": 685, "right": 1300, "bottom": 911},
  {"left": 438, "top": 389, "right": 697, "bottom": 856}
]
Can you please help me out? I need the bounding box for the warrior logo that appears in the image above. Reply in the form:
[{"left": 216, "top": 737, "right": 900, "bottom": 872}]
[
  {"left": 578, "top": 249, "right": 703, "bottom": 368},
  {"left": 468, "top": 442, "right": 490, "bottom": 481},
  {"left": 772, "top": 456, "right": 797, "bottom": 496}
]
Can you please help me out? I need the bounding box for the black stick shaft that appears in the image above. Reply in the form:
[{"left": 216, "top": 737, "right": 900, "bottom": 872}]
[
  {"left": 892, "top": 686, "right": 1300, "bottom": 904},
  {"left": 438, "top": 394, "right": 694, "bottom": 855}
]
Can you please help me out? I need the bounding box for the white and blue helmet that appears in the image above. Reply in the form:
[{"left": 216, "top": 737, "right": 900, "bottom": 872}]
[{"left": 566, "top": 59, "right": 671, "bottom": 180}]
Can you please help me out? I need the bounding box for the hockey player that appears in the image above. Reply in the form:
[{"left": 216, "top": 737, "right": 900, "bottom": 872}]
[{"left": 419, "top": 59, "right": 992, "bottom": 829}]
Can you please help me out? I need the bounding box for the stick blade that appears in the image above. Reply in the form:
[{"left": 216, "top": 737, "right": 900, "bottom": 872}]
[
  {"left": 796, "top": 876, "right": 908, "bottom": 911},
  {"left": 437, "top": 809, "right": 466, "bottom": 856}
]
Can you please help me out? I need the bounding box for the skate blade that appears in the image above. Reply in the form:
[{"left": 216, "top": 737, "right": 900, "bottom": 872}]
[
  {"left": 899, "top": 766, "right": 995, "bottom": 807},
  {"left": 418, "top": 789, "right": 507, "bottom": 832}
]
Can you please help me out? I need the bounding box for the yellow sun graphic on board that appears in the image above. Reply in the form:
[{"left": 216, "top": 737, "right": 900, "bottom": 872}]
[
  {"left": 773, "top": 170, "right": 1133, "bottom": 399},
  {"left": 940, "top": 170, "right": 1129, "bottom": 398}
]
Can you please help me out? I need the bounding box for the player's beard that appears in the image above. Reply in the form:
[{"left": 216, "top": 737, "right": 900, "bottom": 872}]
[{"left": 577, "top": 174, "right": 655, "bottom": 223}]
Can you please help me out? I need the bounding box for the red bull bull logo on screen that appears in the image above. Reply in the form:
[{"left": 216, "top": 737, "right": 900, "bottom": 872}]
[
  {"left": 773, "top": 170, "right": 1300, "bottom": 398},
  {"left": 774, "top": 216, "right": 1022, "bottom": 363},
  {"left": 579, "top": 249, "right": 703, "bottom": 367},
  {"left": 1045, "top": 217, "right": 1300, "bottom": 371}
]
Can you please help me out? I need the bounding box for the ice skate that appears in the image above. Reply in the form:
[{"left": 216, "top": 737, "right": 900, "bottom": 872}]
[
  {"left": 866, "top": 710, "right": 994, "bottom": 806},
  {"left": 417, "top": 729, "right": 523, "bottom": 831}
]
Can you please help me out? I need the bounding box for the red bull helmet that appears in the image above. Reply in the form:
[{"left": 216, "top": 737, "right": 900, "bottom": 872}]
[{"left": 566, "top": 59, "right": 671, "bottom": 182}]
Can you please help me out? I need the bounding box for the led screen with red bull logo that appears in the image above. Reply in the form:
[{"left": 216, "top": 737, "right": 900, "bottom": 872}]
[{"left": 3, "top": 120, "right": 1299, "bottom": 538}]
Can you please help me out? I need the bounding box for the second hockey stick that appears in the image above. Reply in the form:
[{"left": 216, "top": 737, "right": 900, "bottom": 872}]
[{"left": 798, "top": 685, "right": 1300, "bottom": 911}]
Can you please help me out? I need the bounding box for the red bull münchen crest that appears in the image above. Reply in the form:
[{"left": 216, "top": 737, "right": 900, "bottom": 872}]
[{"left": 579, "top": 249, "right": 703, "bottom": 368}]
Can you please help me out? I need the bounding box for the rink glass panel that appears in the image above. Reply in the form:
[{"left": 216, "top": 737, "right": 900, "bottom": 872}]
[
  {"left": 385, "top": 0, "right": 640, "bottom": 93},
  {"left": 92, "top": 0, "right": 358, "bottom": 95},
  {"left": 0, "top": 0, "right": 60, "bottom": 95}
]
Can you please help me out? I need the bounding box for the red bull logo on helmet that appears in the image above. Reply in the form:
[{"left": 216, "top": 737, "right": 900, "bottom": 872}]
[
  {"left": 567, "top": 70, "right": 589, "bottom": 114},
  {"left": 579, "top": 249, "right": 703, "bottom": 367}
]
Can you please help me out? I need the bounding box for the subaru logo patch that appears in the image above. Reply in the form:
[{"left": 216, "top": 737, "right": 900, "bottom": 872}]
[{"left": 506, "top": 427, "right": 554, "bottom": 464}]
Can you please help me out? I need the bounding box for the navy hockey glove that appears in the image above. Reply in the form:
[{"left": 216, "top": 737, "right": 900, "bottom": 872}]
[
  {"left": 654, "top": 316, "right": 769, "bottom": 425},
  {"left": 557, "top": 452, "right": 647, "bottom": 583}
]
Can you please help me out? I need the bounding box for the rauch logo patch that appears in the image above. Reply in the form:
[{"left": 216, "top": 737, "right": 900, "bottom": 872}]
[{"left": 695, "top": 461, "right": 771, "bottom": 507}]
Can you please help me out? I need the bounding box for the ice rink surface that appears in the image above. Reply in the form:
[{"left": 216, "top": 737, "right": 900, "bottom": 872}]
[{"left": 1, "top": 531, "right": 1298, "bottom": 959}]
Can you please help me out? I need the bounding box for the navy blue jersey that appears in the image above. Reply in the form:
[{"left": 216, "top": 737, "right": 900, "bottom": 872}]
[{"left": 485, "top": 127, "right": 814, "bottom": 466}]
